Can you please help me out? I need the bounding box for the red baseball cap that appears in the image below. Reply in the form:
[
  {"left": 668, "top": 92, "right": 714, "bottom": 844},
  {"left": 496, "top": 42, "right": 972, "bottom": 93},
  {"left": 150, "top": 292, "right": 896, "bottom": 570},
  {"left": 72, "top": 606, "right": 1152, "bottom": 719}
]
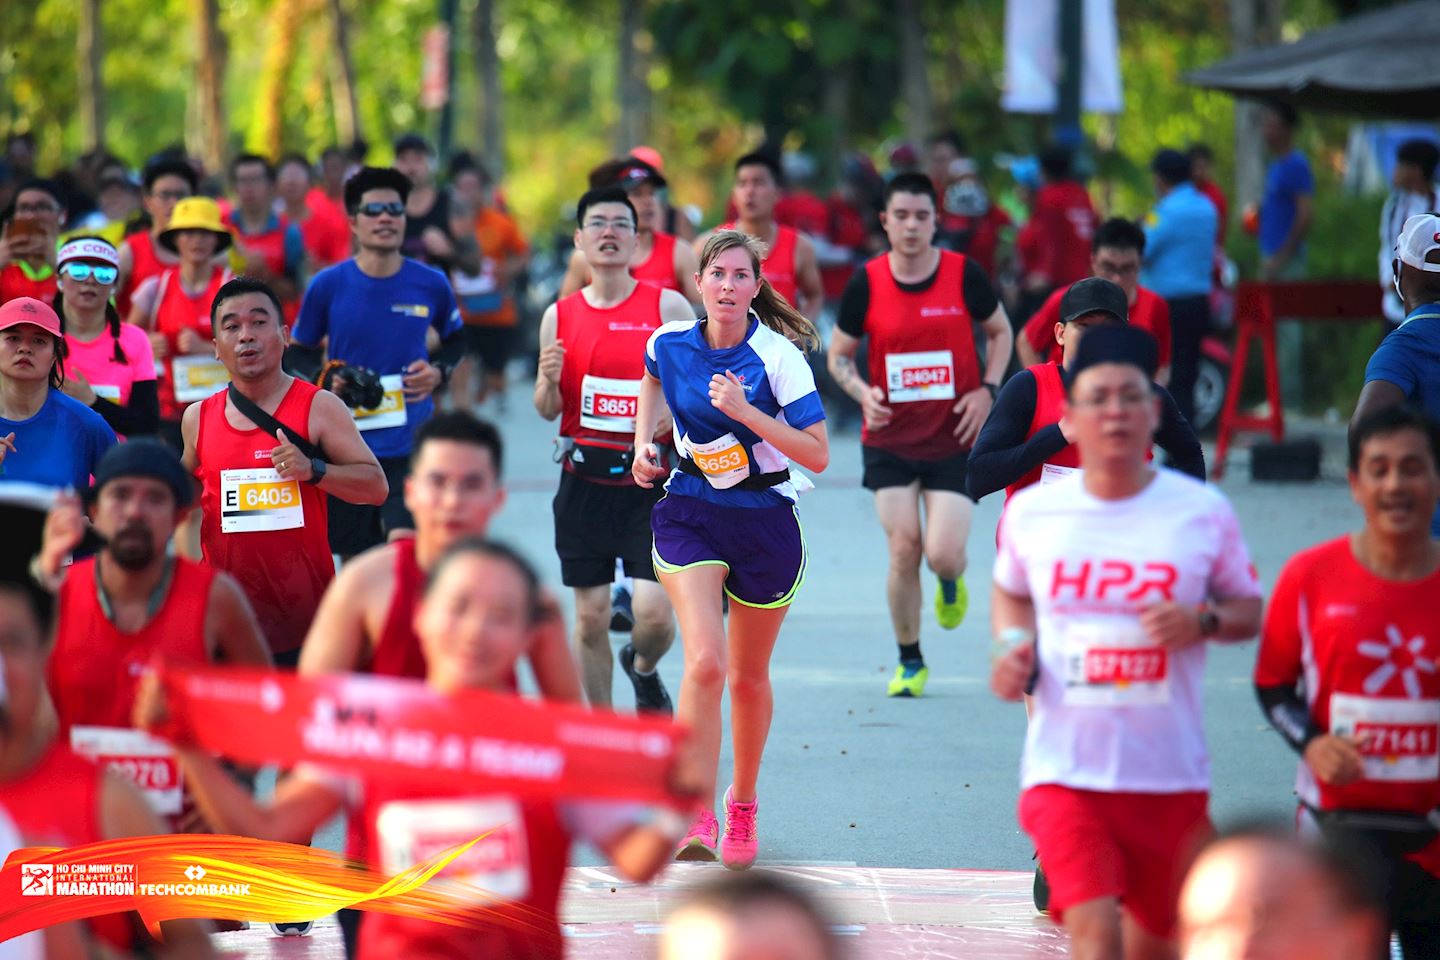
[{"left": 0, "top": 297, "right": 62, "bottom": 338}]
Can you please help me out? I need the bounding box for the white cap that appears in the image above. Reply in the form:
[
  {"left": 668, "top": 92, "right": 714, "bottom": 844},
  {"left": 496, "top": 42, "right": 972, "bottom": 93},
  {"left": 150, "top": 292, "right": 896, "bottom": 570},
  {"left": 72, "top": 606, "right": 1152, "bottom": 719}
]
[{"left": 1396, "top": 213, "right": 1440, "bottom": 273}]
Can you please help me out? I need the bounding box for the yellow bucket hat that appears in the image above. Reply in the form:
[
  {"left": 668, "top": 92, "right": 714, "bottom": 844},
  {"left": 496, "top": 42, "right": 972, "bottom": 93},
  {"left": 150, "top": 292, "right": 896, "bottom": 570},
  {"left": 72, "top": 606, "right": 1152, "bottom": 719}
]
[{"left": 158, "top": 196, "right": 233, "bottom": 255}]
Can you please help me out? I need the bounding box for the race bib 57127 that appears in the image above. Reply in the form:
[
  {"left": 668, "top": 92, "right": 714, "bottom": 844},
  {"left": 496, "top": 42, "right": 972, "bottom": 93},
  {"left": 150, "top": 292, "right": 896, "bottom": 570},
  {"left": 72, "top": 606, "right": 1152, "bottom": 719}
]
[{"left": 1062, "top": 622, "right": 1170, "bottom": 707}]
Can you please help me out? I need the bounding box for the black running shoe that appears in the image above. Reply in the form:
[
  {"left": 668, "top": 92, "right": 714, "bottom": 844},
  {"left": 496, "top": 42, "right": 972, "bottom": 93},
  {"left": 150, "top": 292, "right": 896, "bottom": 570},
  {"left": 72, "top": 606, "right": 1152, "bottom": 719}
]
[
  {"left": 619, "top": 643, "right": 673, "bottom": 715},
  {"left": 610, "top": 584, "right": 634, "bottom": 633},
  {"left": 1033, "top": 862, "right": 1050, "bottom": 914}
]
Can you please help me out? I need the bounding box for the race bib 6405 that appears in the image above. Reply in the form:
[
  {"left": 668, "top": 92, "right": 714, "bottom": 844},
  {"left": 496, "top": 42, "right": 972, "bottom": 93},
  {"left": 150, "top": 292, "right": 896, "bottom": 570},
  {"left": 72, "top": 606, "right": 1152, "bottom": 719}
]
[
  {"left": 885, "top": 350, "right": 955, "bottom": 404},
  {"left": 220, "top": 468, "right": 304, "bottom": 533}
]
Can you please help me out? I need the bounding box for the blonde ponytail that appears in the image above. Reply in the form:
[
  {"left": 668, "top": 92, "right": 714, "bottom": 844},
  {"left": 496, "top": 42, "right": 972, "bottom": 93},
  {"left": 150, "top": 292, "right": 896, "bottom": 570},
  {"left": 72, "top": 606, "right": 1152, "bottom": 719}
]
[{"left": 699, "top": 229, "right": 821, "bottom": 352}]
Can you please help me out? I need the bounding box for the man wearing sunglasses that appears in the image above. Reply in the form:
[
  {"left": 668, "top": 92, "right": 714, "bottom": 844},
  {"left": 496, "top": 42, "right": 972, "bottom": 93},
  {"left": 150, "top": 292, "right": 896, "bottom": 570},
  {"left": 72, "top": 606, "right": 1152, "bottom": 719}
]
[
  {"left": 289, "top": 166, "right": 464, "bottom": 559},
  {"left": 0, "top": 178, "right": 66, "bottom": 306}
]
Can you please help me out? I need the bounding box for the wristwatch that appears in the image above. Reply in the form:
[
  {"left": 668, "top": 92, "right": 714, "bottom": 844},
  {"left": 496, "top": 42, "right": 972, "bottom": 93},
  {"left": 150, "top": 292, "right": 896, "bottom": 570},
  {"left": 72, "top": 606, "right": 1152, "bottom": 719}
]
[
  {"left": 983, "top": 381, "right": 1000, "bottom": 399},
  {"left": 1197, "top": 605, "right": 1220, "bottom": 638},
  {"left": 306, "top": 459, "right": 328, "bottom": 486}
]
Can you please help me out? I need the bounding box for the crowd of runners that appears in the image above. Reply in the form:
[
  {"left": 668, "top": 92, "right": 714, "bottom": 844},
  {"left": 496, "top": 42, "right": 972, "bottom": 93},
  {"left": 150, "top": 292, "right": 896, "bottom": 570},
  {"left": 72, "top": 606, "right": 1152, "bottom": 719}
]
[{"left": 0, "top": 123, "right": 1438, "bottom": 960}]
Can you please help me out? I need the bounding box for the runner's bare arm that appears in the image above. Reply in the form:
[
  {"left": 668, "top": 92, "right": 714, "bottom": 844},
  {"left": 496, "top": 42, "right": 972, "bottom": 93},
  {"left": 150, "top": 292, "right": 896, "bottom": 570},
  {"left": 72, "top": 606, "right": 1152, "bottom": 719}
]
[
  {"left": 989, "top": 584, "right": 1037, "bottom": 702},
  {"left": 1140, "top": 595, "right": 1262, "bottom": 649},
  {"left": 297, "top": 549, "right": 393, "bottom": 673},
  {"left": 305, "top": 389, "right": 388, "bottom": 505},
  {"left": 206, "top": 572, "right": 273, "bottom": 667},
  {"left": 709, "top": 371, "right": 829, "bottom": 473},
  {"left": 793, "top": 234, "right": 824, "bottom": 320},
  {"left": 533, "top": 304, "right": 564, "bottom": 421},
  {"left": 671, "top": 238, "right": 701, "bottom": 307},
  {"left": 1014, "top": 329, "right": 1041, "bottom": 368},
  {"left": 527, "top": 589, "right": 583, "bottom": 702},
  {"left": 978, "top": 305, "right": 1013, "bottom": 387},
  {"left": 557, "top": 247, "right": 591, "bottom": 300},
  {"left": 98, "top": 773, "right": 219, "bottom": 958},
  {"left": 631, "top": 373, "right": 666, "bottom": 488},
  {"left": 179, "top": 402, "right": 202, "bottom": 473},
  {"left": 827, "top": 329, "right": 892, "bottom": 430},
  {"left": 176, "top": 747, "right": 341, "bottom": 845}
]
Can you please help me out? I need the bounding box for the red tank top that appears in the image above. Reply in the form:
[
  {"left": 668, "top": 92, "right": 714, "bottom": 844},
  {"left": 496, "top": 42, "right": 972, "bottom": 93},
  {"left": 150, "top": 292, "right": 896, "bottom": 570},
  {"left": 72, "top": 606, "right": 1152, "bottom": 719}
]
[
  {"left": 557, "top": 283, "right": 663, "bottom": 460},
  {"left": 153, "top": 265, "right": 230, "bottom": 420},
  {"left": 721, "top": 223, "right": 800, "bottom": 305},
  {"left": 1006, "top": 362, "right": 1082, "bottom": 499},
  {"left": 356, "top": 784, "right": 569, "bottom": 960},
  {"left": 0, "top": 263, "right": 57, "bottom": 306},
  {"left": 373, "top": 538, "right": 429, "bottom": 679},
  {"left": 861, "top": 251, "right": 980, "bottom": 459},
  {"left": 0, "top": 745, "right": 137, "bottom": 951},
  {"left": 228, "top": 213, "right": 298, "bottom": 324},
  {"left": 119, "top": 231, "right": 169, "bottom": 316},
  {"left": 49, "top": 556, "right": 214, "bottom": 732},
  {"left": 630, "top": 231, "right": 679, "bottom": 291},
  {"left": 194, "top": 379, "right": 331, "bottom": 656}
]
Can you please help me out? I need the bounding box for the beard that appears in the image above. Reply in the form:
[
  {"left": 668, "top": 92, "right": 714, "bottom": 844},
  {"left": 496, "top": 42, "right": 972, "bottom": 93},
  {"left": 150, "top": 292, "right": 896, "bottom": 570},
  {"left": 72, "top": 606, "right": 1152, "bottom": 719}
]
[{"left": 108, "top": 526, "right": 157, "bottom": 570}]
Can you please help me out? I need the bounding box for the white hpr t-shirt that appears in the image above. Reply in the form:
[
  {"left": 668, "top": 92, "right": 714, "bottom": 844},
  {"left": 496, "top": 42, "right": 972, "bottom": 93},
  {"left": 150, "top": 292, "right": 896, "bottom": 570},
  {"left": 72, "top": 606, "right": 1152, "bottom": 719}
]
[{"left": 993, "top": 468, "right": 1262, "bottom": 794}]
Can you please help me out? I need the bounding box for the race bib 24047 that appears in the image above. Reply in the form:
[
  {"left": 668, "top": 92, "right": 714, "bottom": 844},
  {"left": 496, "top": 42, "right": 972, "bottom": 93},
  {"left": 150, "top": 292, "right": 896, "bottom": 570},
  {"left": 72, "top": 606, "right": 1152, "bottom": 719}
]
[
  {"left": 885, "top": 350, "right": 955, "bottom": 404},
  {"left": 580, "top": 375, "right": 640, "bottom": 435},
  {"left": 220, "top": 468, "right": 303, "bottom": 533},
  {"left": 352, "top": 374, "right": 407, "bottom": 432},
  {"left": 1330, "top": 693, "right": 1440, "bottom": 782},
  {"left": 1062, "top": 622, "right": 1170, "bottom": 707}
]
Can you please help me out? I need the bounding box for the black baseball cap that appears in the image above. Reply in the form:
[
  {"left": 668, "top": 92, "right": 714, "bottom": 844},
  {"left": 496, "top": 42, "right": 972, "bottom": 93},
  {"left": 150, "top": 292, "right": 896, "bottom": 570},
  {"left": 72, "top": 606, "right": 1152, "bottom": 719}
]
[
  {"left": 1070, "top": 324, "right": 1159, "bottom": 383},
  {"left": 1060, "top": 277, "right": 1129, "bottom": 325},
  {"left": 89, "top": 439, "right": 195, "bottom": 508}
]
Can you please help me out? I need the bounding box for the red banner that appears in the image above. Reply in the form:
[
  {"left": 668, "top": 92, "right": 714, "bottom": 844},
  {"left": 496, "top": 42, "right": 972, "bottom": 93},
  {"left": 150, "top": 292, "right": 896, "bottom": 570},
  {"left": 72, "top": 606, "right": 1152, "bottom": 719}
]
[{"left": 154, "top": 665, "right": 689, "bottom": 808}]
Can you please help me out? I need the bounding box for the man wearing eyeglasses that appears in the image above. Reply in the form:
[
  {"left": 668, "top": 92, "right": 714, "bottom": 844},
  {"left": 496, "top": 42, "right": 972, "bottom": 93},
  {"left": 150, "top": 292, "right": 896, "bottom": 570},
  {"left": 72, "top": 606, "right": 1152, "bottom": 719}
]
[
  {"left": 288, "top": 166, "right": 464, "bottom": 559},
  {"left": 1016, "top": 218, "right": 1173, "bottom": 389},
  {"left": 116, "top": 159, "right": 196, "bottom": 317},
  {"left": 0, "top": 178, "right": 67, "bottom": 306},
  {"left": 534, "top": 186, "right": 693, "bottom": 713},
  {"left": 990, "top": 324, "right": 1262, "bottom": 960}
]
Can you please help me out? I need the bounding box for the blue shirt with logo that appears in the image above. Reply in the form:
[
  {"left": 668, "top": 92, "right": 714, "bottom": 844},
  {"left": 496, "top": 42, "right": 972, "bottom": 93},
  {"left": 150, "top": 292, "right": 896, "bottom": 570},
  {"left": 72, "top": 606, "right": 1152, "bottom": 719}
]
[
  {"left": 0, "top": 390, "right": 115, "bottom": 489},
  {"left": 1142, "top": 182, "right": 1218, "bottom": 299},
  {"left": 294, "top": 258, "right": 461, "bottom": 457},
  {"left": 1260, "top": 150, "right": 1314, "bottom": 257},
  {"left": 645, "top": 316, "right": 825, "bottom": 508},
  {"left": 1365, "top": 302, "right": 1440, "bottom": 535}
]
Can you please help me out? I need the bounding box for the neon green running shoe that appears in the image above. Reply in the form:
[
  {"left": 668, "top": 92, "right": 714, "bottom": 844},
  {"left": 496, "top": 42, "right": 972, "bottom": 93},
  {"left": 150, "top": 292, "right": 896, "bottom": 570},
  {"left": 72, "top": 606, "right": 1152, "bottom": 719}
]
[
  {"left": 935, "top": 578, "right": 968, "bottom": 630},
  {"left": 887, "top": 662, "right": 929, "bottom": 698}
]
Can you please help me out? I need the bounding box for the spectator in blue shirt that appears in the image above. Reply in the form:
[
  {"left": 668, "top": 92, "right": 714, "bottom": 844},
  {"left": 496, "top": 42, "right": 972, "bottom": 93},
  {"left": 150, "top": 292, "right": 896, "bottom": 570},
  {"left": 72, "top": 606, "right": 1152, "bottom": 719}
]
[
  {"left": 288, "top": 166, "right": 465, "bottom": 558},
  {"left": 0, "top": 297, "right": 115, "bottom": 490},
  {"left": 1259, "top": 103, "right": 1314, "bottom": 281},
  {"left": 1352, "top": 213, "right": 1440, "bottom": 535},
  {"left": 1143, "top": 149, "right": 1217, "bottom": 427}
]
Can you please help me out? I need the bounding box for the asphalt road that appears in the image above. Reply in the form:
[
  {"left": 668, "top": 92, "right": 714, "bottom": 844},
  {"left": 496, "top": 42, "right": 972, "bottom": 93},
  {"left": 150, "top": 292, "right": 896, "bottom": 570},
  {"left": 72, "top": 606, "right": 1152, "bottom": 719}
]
[{"left": 460, "top": 387, "right": 1358, "bottom": 872}]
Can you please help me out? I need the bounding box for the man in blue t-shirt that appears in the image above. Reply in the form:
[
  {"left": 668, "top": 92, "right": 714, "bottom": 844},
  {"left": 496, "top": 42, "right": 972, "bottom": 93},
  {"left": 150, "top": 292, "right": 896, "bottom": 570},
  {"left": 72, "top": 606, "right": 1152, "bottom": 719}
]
[
  {"left": 290, "top": 166, "right": 464, "bottom": 558},
  {"left": 1259, "top": 103, "right": 1314, "bottom": 281},
  {"left": 1352, "top": 212, "right": 1440, "bottom": 536}
]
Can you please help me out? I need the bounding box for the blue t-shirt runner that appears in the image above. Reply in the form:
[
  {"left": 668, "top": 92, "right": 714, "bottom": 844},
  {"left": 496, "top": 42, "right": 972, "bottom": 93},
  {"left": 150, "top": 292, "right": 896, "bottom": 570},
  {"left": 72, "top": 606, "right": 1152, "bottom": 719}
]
[
  {"left": 292, "top": 258, "right": 461, "bottom": 459},
  {"left": 1363, "top": 301, "right": 1440, "bottom": 535},
  {"left": 0, "top": 389, "right": 115, "bottom": 490}
]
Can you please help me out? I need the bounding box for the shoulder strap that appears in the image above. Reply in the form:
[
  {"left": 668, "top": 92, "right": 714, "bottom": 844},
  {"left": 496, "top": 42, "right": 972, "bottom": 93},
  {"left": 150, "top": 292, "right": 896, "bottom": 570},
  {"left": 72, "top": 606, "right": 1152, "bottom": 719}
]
[{"left": 225, "top": 385, "right": 324, "bottom": 462}]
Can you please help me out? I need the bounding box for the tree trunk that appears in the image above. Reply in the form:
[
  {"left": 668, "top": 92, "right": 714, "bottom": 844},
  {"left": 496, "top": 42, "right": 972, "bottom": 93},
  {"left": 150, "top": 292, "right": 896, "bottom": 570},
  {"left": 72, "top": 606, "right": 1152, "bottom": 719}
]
[
  {"left": 616, "top": 0, "right": 651, "bottom": 152},
  {"left": 897, "top": 0, "right": 931, "bottom": 147},
  {"left": 1229, "top": 0, "right": 1283, "bottom": 210},
  {"left": 473, "top": 0, "right": 504, "bottom": 177},
  {"left": 254, "top": 0, "right": 311, "bottom": 159},
  {"left": 77, "top": 0, "right": 105, "bottom": 152},
  {"left": 193, "top": 0, "right": 228, "bottom": 173},
  {"left": 327, "top": 0, "right": 362, "bottom": 148}
]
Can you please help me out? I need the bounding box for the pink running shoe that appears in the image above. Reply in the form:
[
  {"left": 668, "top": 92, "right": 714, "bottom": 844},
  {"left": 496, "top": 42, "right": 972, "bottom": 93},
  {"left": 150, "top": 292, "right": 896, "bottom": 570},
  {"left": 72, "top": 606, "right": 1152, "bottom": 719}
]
[
  {"left": 720, "top": 786, "right": 759, "bottom": 870},
  {"left": 675, "top": 809, "right": 719, "bottom": 862}
]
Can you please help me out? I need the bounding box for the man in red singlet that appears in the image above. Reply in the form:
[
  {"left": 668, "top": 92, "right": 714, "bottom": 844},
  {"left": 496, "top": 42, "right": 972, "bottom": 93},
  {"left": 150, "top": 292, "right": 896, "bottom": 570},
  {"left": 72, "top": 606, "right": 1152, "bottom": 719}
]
[
  {"left": 536, "top": 186, "right": 693, "bottom": 712},
  {"left": 1256, "top": 405, "right": 1440, "bottom": 955},
  {"left": 33, "top": 439, "right": 269, "bottom": 833},
  {"left": 181, "top": 277, "right": 389, "bottom": 666},
  {"left": 117, "top": 159, "right": 195, "bottom": 317},
  {"left": 826, "top": 173, "right": 1013, "bottom": 698},
  {"left": 701, "top": 151, "right": 824, "bottom": 320},
  {"left": 0, "top": 582, "right": 217, "bottom": 957},
  {"left": 967, "top": 277, "right": 1204, "bottom": 506},
  {"left": 223, "top": 154, "right": 306, "bottom": 323},
  {"left": 561, "top": 156, "right": 701, "bottom": 307}
]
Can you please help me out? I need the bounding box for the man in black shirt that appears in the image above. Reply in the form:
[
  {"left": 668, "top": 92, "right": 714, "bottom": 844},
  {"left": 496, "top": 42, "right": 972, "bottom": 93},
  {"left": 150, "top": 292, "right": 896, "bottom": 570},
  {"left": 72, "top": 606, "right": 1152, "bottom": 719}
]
[{"left": 967, "top": 278, "right": 1204, "bottom": 504}]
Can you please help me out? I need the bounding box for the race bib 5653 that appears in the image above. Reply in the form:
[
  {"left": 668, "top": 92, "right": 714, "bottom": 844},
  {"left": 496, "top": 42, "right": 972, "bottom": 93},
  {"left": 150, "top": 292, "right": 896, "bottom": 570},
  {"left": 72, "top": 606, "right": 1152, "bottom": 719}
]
[{"left": 688, "top": 433, "right": 751, "bottom": 489}]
